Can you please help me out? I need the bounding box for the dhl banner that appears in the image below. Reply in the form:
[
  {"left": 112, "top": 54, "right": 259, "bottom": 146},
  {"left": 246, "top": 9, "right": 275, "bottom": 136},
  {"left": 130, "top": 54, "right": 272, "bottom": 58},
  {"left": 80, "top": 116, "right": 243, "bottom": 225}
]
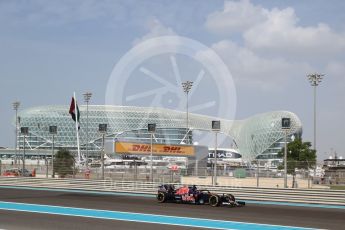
[{"left": 115, "top": 142, "right": 195, "bottom": 156}]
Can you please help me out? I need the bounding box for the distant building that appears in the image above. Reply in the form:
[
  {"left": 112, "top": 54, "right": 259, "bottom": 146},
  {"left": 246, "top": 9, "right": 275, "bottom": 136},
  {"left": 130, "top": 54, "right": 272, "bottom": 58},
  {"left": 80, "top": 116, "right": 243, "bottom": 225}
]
[
  {"left": 7, "top": 105, "right": 302, "bottom": 161},
  {"left": 323, "top": 155, "right": 345, "bottom": 184}
]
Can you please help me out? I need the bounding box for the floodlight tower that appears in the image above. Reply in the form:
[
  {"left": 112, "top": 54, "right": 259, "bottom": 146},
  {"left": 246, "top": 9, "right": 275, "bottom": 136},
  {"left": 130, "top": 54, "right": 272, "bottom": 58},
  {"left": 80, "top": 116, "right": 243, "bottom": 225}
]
[
  {"left": 99, "top": 124, "right": 107, "bottom": 180},
  {"left": 182, "top": 81, "right": 193, "bottom": 144},
  {"left": 83, "top": 92, "right": 92, "bottom": 164},
  {"left": 13, "top": 101, "right": 20, "bottom": 165},
  {"left": 307, "top": 74, "right": 323, "bottom": 154}
]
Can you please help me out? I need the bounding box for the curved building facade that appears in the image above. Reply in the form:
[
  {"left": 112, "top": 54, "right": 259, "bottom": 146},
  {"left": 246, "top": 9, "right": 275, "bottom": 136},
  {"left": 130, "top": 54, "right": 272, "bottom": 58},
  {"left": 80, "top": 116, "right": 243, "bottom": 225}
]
[{"left": 15, "top": 105, "right": 302, "bottom": 161}]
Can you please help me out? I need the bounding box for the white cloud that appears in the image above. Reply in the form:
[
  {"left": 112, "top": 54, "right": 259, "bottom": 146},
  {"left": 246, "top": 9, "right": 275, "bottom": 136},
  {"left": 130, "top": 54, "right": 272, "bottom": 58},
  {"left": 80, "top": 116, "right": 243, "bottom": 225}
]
[
  {"left": 203, "top": 0, "right": 345, "bottom": 90},
  {"left": 205, "top": 0, "right": 266, "bottom": 34},
  {"left": 244, "top": 8, "right": 345, "bottom": 58},
  {"left": 206, "top": 0, "right": 345, "bottom": 60},
  {"left": 132, "top": 18, "right": 176, "bottom": 45},
  {"left": 207, "top": 40, "right": 311, "bottom": 90}
]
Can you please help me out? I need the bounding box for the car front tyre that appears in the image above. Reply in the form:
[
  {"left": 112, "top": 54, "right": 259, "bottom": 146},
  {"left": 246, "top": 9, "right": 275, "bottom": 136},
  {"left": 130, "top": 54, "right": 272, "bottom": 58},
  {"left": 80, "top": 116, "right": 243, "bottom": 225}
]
[
  {"left": 209, "top": 195, "right": 220, "bottom": 207},
  {"left": 157, "top": 192, "right": 167, "bottom": 203}
]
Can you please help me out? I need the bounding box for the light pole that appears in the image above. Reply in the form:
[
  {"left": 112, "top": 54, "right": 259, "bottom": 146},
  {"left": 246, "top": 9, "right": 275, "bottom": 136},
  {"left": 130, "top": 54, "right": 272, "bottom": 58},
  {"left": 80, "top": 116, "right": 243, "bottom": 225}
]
[
  {"left": 182, "top": 81, "right": 193, "bottom": 144},
  {"left": 49, "top": 126, "right": 57, "bottom": 178},
  {"left": 148, "top": 123, "right": 156, "bottom": 183},
  {"left": 307, "top": 73, "right": 323, "bottom": 179},
  {"left": 20, "top": 127, "right": 29, "bottom": 176},
  {"left": 212, "top": 121, "right": 220, "bottom": 186},
  {"left": 282, "top": 118, "right": 291, "bottom": 188},
  {"left": 13, "top": 101, "right": 20, "bottom": 166},
  {"left": 284, "top": 130, "right": 288, "bottom": 188},
  {"left": 83, "top": 92, "right": 92, "bottom": 165},
  {"left": 99, "top": 124, "right": 107, "bottom": 180},
  {"left": 307, "top": 73, "right": 323, "bottom": 152}
]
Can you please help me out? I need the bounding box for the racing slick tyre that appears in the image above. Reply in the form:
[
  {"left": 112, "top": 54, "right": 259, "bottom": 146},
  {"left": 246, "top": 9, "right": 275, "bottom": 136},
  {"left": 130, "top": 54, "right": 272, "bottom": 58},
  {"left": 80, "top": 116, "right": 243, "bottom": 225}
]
[
  {"left": 157, "top": 192, "right": 167, "bottom": 203},
  {"left": 209, "top": 195, "right": 220, "bottom": 207}
]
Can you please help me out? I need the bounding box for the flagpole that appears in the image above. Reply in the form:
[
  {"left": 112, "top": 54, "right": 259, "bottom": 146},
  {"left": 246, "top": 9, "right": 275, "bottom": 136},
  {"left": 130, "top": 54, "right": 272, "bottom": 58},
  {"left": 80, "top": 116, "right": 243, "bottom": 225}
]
[{"left": 74, "top": 92, "right": 81, "bottom": 164}]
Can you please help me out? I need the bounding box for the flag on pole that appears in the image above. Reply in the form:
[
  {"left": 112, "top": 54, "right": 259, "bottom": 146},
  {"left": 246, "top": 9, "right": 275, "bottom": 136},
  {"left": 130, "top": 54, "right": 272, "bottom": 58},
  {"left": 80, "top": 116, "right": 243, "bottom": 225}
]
[
  {"left": 69, "top": 93, "right": 82, "bottom": 164},
  {"left": 69, "top": 97, "right": 80, "bottom": 129}
]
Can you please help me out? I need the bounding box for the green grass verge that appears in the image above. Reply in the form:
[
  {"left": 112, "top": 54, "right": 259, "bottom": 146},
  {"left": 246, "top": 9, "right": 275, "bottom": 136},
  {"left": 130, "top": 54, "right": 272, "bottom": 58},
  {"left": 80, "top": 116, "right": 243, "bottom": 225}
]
[{"left": 330, "top": 185, "right": 345, "bottom": 190}]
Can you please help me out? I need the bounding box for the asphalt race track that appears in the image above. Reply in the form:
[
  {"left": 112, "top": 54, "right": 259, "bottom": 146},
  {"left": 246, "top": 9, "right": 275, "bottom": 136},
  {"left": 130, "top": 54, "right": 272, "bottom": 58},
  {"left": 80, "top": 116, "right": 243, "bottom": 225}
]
[{"left": 0, "top": 187, "right": 344, "bottom": 230}]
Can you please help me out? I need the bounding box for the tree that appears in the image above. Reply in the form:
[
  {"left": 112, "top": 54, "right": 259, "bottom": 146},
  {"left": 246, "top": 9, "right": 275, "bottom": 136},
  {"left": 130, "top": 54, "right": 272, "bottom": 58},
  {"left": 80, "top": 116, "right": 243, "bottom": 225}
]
[
  {"left": 278, "top": 138, "right": 316, "bottom": 187},
  {"left": 53, "top": 149, "right": 75, "bottom": 178}
]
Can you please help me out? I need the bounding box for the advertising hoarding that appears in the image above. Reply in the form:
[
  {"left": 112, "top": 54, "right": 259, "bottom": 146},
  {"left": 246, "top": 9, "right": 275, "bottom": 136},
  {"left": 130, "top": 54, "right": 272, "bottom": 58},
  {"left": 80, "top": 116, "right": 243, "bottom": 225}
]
[{"left": 115, "top": 142, "right": 195, "bottom": 157}]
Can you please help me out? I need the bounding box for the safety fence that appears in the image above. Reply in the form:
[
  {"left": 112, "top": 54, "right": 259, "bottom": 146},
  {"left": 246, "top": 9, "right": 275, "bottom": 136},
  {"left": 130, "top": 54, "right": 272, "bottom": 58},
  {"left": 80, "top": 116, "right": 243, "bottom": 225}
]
[
  {"left": 0, "top": 177, "right": 344, "bottom": 206},
  {"left": 0, "top": 161, "right": 325, "bottom": 182},
  {"left": 0, "top": 161, "right": 336, "bottom": 189}
]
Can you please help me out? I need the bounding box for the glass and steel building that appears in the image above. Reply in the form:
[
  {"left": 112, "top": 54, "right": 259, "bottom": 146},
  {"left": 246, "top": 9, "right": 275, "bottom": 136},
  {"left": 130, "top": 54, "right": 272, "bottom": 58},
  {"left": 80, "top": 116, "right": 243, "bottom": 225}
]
[{"left": 14, "top": 105, "right": 302, "bottom": 161}]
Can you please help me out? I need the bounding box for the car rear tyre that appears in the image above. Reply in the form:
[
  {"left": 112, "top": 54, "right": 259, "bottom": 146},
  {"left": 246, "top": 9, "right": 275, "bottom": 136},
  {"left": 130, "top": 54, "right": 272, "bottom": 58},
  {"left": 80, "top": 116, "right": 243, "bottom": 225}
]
[
  {"left": 157, "top": 192, "right": 167, "bottom": 203},
  {"left": 209, "top": 195, "right": 220, "bottom": 207}
]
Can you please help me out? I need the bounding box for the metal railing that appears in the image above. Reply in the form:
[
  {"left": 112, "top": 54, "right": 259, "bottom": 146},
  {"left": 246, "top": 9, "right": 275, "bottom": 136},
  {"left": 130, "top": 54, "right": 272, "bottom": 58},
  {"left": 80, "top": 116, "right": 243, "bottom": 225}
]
[{"left": 0, "top": 177, "right": 344, "bottom": 206}]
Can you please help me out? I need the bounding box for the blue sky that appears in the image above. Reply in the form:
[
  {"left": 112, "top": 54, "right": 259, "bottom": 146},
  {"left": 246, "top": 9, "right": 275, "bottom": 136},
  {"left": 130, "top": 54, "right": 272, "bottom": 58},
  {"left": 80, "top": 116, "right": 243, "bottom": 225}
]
[{"left": 0, "top": 0, "right": 344, "bottom": 159}]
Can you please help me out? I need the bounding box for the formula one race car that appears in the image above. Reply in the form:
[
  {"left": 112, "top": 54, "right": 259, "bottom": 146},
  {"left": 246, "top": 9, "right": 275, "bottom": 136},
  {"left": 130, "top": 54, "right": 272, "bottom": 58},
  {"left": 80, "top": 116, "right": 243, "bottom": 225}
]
[{"left": 157, "top": 184, "right": 245, "bottom": 207}]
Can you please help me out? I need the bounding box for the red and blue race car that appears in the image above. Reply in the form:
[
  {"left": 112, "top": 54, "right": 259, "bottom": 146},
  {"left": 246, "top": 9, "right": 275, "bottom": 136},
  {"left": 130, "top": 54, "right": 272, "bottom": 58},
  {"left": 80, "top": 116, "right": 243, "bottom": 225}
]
[{"left": 157, "top": 184, "right": 245, "bottom": 207}]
